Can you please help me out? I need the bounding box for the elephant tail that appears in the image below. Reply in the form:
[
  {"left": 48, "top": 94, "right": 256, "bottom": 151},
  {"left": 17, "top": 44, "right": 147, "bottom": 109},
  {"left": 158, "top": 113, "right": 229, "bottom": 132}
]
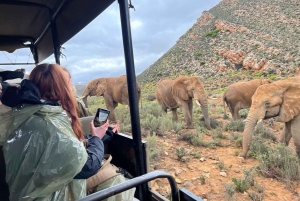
[{"left": 140, "top": 96, "right": 143, "bottom": 109}]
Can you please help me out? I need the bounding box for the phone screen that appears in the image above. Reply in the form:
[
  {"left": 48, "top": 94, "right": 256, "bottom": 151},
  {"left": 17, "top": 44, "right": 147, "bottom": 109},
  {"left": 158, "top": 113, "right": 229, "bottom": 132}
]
[{"left": 94, "top": 108, "right": 110, "bottom": 127}]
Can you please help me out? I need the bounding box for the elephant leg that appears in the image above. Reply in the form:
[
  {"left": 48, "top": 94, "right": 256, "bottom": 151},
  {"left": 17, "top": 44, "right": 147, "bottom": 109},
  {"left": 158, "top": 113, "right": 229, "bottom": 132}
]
[
  {"left": 188, "top": 99, "right": 193, "bottom": 123},
  {"left": 280, "top": 122, "right": 292, "bottom": 145},
  {"left": 113, "top": 102, "right": 118, "bottom": 109},
  {"left": 104, "top": 95, "right": 116, "bottom": 122},
  {"left": 227, "top": 102, "right": 235, "bottom": 119},
  {"left": 290, "top": 114, "right": 300, "bottom": 158},
  {"left": 179, "top": 102, "right": 193, "bottom": 129},
  {"left": 233, "top": 102, "right": 241, "bottom": 120},
  {"left": 171, "top": 108, "right": 178, "bottom": 122},
  {"left": 161, "top": 103, "right": 168, "bottom": 113}
]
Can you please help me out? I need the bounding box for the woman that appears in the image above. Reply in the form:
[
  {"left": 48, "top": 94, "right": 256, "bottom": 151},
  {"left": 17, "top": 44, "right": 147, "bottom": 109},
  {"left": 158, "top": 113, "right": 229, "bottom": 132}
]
[{"left": 0, "top": 64, "right": 131, "bottom": 201}]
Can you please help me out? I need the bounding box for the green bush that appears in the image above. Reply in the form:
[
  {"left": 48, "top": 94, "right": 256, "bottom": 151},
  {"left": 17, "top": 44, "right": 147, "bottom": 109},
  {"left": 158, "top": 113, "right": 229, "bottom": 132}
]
[
  {"left": 172, "top": 122, "right": 183, "bottom": 134},
  {"left": 254, "top": 123, "right": 277, "bottom": 142},
  {"left": 231, "top": 178, "right": 250, "bottom": 193},
  {"left": 267, "top": 74, "right": 277, "bottom": 80},
  {"left": 212, "top": 126, "right": 227, "bottom": 139},
  {"left": 179, "top": 133, "right": 207, "bottom": 147},
  {"left": 145, "top": 94, "right": 156, "bottom": 101},
  {"left": 157, "top": 117, "right": 173, "bottom": 135},
  {"left": 175, "top": 147, "right": 188, "bottom": 161},
  {"left": 256, "top": 143, "right": 300, "bottom": 187},
  {"left": 199, "top": 174, "right": 206, "bottom": 184},
  {"left": 206, "top": 29, "right": 219, "bottom": 37},
  {"left": 141, "top": 103, "right": 164, "bottom": 118},
  {"left": 215, "top": 87, "right": 227, "bottom": 94},
  {"left": 140, "top": 114, "right": 160, "bottom": 134},
  {"left": 253, "top": 71, "right": 263, "bottom": 78},
  {"left": 234, "top": 137, "right": 243, "bottom": 148},
  {"left": 210, "top": 116, "right": 222, "bottom": 129},
  {"left": 225, "top": 120, "right": 245, "bottom": 132},
  {"left": 224, "top": 183, "right": 236, "bottom": 200},
  {"left": 115, "top": 106, "right": 130, "bottom": 124},
  {"left": 146, "top": 134, "right": 160, "bottom": 163},
  {"left": 194, "top": 51, "right": 202, "bottom": 60},
  {"left": 231, "top": 169, "right": 254, "bottom": 193},
  {"left": 207, "top": 138, "right": 221, "bottom": 148},
  {"left": 248, "top": 135, "right": 270, "bottom": 158},
  {"left": 238, "top": 109, "right": 249, "bottom": 119},
  {"left": 230, "top": 132, "right": 242, "bottom": 142}
]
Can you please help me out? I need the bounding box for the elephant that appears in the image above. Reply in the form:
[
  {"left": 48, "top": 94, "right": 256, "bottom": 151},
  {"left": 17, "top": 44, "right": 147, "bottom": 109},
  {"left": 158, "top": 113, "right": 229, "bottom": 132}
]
[
  {"left": 223, "top": 79, "right": 272, "bottom": 120},
  {"left": 155, "top": 76, "right": 211, "bottom": 129},
  {"left": 240, "top": 76, "right": 300, "bottom": 158},
  {"left": 82, "top": 75, "right": 141, "bottom": 122}
]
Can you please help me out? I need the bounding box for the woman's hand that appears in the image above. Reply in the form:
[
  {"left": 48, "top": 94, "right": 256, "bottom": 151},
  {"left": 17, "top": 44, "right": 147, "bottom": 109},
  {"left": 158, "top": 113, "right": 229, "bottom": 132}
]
[
  {"left": 90, "top": 120, "right": 109, "bottom": 139},
  {"left": 112, "top": 124, "right": 120, "bottom": 133}
]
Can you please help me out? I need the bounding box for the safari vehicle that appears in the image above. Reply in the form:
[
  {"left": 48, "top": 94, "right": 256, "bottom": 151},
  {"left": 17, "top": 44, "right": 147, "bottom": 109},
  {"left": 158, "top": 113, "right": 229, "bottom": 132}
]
[{"left": 0, "top": 0, "right": 203, "bottom": 200}]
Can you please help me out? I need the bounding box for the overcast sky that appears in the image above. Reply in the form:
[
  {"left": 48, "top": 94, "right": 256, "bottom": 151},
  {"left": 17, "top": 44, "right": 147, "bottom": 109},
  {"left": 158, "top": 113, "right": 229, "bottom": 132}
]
[{"left": 1, "top": 0, "right": 221, "bottom": 84}]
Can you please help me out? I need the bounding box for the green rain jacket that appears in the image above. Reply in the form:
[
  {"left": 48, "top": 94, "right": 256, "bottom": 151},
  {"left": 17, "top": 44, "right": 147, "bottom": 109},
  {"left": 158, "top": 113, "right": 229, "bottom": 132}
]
[{"left": 0, "top": 104, "right": 88, "bottom": 201}]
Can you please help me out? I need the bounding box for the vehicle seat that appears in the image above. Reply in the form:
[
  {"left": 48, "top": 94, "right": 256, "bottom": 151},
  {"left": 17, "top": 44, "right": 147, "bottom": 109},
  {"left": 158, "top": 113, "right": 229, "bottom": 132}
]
[{"left": 80, "top": 116, "right": 94, "bottom": 134}]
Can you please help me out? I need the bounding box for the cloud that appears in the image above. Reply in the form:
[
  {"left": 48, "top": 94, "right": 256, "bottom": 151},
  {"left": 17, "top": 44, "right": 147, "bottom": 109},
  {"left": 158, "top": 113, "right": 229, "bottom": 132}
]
[{"left": 1, "top": 0, "right": 221, "bottom": 83}]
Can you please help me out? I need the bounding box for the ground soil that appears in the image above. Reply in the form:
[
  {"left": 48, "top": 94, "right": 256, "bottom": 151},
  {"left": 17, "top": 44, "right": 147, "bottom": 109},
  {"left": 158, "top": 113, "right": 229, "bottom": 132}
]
[{"left": 148, "top": 96, "right": 300, "bottom": 201}]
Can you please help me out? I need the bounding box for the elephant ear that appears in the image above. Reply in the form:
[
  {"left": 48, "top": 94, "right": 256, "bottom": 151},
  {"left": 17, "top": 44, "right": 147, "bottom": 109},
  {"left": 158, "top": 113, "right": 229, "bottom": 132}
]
[
  {"left": 171, "top": 79, "right": 189, "bottom": 100},
  {"left": 95, "top": 78, "right": 107, "bottom": 96},
  {"left": 277, "top": 78, "right": 300, "bottom": 122}
]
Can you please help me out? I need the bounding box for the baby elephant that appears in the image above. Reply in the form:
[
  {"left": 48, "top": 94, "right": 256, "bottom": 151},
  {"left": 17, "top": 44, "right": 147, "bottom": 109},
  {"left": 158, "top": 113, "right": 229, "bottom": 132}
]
[{"left": 223, "top": 79, "right": 272, "bottom": 120}]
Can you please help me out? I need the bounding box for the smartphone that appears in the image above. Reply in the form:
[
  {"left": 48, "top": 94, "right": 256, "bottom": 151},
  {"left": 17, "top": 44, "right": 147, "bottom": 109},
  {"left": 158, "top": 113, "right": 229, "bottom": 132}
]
[{"left": 94, "top": 108, "right": 110, "bottom": 127}]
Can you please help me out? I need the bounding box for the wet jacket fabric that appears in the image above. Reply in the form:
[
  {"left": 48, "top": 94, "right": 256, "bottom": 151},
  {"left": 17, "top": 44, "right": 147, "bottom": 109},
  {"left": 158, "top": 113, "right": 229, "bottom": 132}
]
[
  {"left": 0, "top": 80, "right": 88, "bottom": 201},
  {"left": 0, "top": 104, "right": 88, "bottom": 201}
]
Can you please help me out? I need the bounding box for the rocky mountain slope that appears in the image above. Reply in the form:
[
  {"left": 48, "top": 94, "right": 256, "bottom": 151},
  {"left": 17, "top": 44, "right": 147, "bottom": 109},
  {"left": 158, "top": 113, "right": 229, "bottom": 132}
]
[{"left": 137, "top": 0, "right": 300, "bottom": 90}]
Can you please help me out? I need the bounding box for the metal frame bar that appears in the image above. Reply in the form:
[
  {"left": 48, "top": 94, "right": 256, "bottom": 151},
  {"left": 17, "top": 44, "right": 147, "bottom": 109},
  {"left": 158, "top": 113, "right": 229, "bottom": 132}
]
[
  {"left": 118, "top": 0, "right": 149, "bottom": 200},
  {"left": 179, "top": 188, "right": 204, "bottom": 201},
  {"left": 77, "top": 171, "right": 179, "bottom": 201},
  {"left": 0, "top": 1, "right": 52, "bottom": 64},
  {"left": 34, "top": 0, "right": 69, "bottom": 64},
  {"left": 0, "top": 63, "right": 36, "bottom": 65},
  {"left": 0, "top": 0, "right": 68, "bottom": 64},
  {"left": 0, "top": 0, "right": 52, "bottom": 12}
]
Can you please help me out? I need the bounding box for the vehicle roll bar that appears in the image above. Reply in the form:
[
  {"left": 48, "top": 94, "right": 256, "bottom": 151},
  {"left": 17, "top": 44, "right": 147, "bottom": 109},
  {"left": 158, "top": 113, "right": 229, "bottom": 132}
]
[
  {"left": 77, "top": 170, "right": 179, "bottom": 201},
  {"left": 118, "top": 0, "right": 148, "bottom": 200}
]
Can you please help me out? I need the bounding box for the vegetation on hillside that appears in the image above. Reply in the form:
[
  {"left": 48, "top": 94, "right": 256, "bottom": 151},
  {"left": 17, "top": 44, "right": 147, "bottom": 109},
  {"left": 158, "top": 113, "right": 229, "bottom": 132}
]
[{"left": 137, "top": 0, "right": 300, "bottom": 97}]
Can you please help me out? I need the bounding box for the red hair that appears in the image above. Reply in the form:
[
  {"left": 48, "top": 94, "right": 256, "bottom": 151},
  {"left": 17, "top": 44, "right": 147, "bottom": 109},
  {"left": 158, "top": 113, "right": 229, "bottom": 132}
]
[{"left": 29, "top": 63, "right": 84, "bottom": 140}]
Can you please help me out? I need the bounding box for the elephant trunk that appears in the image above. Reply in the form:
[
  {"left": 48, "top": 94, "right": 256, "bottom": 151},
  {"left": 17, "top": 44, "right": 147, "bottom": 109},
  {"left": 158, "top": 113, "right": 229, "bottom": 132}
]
[
  {"left": 240, "top": 110, "right": 261, "bottom": 158},
  {"left": 82, "top": 96, "right": 88, "bottom": 108},
  {"left": 196, "top": 95, "right": 211, "bottom": 130}
]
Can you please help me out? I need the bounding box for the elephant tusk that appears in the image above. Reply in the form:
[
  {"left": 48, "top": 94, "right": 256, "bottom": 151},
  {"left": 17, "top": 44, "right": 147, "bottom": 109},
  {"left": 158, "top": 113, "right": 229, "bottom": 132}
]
[
  {"left": 79, "top": 96, "right": 85, "bottom": 99},
  {"left": 257, "top": 119, "right": 263, "bottom": 124},
  {"left": 196, "top": 100, "right": 201, "bottom": 106}
]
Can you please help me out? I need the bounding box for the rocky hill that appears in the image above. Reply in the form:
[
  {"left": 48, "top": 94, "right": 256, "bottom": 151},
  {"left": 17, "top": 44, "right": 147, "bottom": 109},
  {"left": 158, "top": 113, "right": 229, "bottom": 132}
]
[{"left": 137, "top": 0, "right": 300, "bottom": 91}]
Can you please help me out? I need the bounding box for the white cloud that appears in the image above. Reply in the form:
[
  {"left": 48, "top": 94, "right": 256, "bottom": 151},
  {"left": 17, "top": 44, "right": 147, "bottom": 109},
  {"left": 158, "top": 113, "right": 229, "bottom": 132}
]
[
  {"left": 1, "top": 0, "right": 222, "bottom": 83},
  {"left": 131, "top": 20, "right": 143, "bottom": 30}
]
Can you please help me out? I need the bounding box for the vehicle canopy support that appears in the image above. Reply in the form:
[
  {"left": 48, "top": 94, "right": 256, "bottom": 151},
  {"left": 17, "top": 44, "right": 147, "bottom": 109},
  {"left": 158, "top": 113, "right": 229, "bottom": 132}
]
[{"left": 118, "top": 0, "right": 149, "bottom": 200}]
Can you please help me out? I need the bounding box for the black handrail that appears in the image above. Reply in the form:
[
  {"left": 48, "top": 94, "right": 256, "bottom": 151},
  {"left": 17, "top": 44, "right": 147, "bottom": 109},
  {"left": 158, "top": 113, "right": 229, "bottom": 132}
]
[
  {"left": 77, "top": 170, "right": 179, "bottom": 201},
  {"left": 118, "top": 0, "right": 148, "bottom": 200}
]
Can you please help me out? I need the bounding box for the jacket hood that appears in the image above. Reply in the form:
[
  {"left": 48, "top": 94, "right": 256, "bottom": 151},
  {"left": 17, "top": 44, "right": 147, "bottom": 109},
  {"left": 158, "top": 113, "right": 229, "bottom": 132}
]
[{"left": 1, "top": 79, "right": 59, "bottom": 107}]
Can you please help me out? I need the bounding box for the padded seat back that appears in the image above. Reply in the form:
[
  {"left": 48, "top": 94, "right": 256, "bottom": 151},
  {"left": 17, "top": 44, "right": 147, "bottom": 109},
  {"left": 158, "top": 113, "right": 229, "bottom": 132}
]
[{"left": 80, "top": 116, "right": 94, "bottom": 134}]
